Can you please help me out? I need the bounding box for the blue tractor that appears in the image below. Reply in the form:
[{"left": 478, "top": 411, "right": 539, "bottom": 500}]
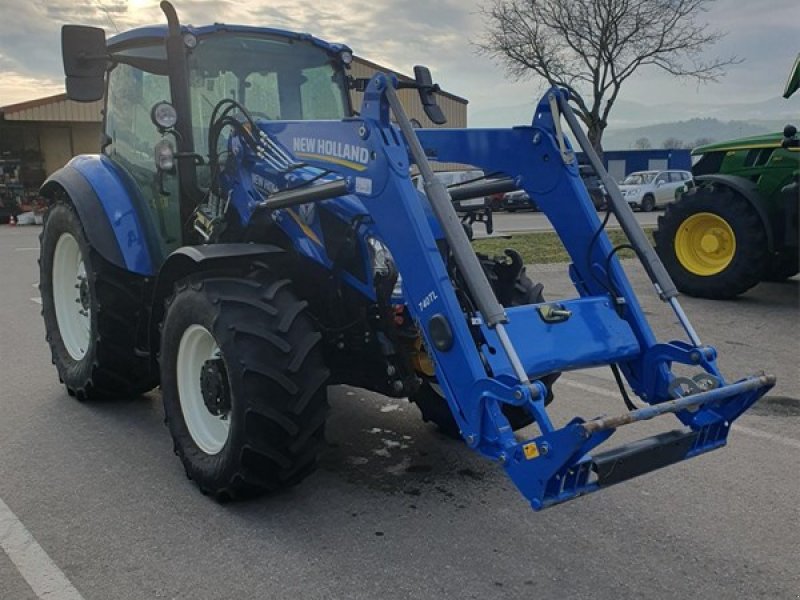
[{"left": 39, "top": 2, "right": 774, "bottom": 509}]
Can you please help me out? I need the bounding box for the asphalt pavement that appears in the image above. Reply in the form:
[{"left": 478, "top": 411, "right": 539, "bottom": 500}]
[{"left": 1, "top": 225, "right": 798, "bottom": 600}]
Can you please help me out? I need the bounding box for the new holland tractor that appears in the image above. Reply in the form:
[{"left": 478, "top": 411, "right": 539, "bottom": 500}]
[
  {"left": 654, "top": 55, "right": 800, "bottom": 299},
  {"left": 39, "top": 2, "right": 774, "bottom": 510}
]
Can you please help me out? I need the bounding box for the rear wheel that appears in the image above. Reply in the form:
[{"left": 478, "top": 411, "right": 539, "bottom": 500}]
[
  {"left": 654, "top": 186, "right": 768, "bottom": 298},
  {"left": 160, "top": 271, "right": 329, "bottom": 501},
  {"left": 40, "top": 202, "right": 156, "bottom": 400},
  {"left": 411, "top": 270, "right": 557, "bottom": 438}
]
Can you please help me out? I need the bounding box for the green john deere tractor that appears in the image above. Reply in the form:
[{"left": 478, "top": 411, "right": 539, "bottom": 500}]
[{"left": 655, "top": 55, "right": 800, "bottom": 299}]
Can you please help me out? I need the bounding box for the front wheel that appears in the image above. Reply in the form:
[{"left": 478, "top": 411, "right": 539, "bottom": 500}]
[
  {"left": 40, "top": 202, "right": 156, "bottom": 400},
  {"left": 654, "top": 186, "right": 768, "bottom": 298},
  {"left": 160, "top": 272, "right": 329, "bottom": 501},
  {"left": 641, "top": 194, "right": 655, "bottom": 212}
]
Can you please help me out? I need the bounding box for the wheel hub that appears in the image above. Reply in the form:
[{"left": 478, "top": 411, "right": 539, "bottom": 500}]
[
  {"left": 200, "top": 358, "right": 231, "bottom": 417},
  {"left": 674, "top": 212, "right": 736, "bottom": 276},
  {"left": 77, "top": 274, "right": 90, "bottom": 312}
]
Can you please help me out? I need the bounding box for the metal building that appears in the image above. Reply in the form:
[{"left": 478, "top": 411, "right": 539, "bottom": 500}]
[{"left": 0, "top": 56, "right": 468, "bottom": 209}]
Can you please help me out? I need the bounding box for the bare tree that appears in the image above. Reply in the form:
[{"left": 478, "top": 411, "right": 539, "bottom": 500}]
[
  {"left": 662, "top": 137, "right": 685, "bottom": 149},
  {"left": 692, "top": 137, "right": 715, "bottom": 147},
  {"left": 633, "top": 137, "right": 652, "bottom": 149},
  {"left": 477, "top": 0, "right": 738, "bottom": 152}
]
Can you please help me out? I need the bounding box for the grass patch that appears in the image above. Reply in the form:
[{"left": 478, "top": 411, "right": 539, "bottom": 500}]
[{"left": 472, "top": 228, "right": 655, "bottom": 264}]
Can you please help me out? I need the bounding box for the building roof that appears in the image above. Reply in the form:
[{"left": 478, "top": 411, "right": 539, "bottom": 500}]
[{"left": 1, "top": 94, "right": 103, "bottom": 123}]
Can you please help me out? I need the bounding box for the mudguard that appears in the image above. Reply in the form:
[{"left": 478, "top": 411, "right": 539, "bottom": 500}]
[
  {"left": 149, "top": 243, "right": 286, "bottom": 354},
  {"left": 694, "top": 174, "right": 775, "bottom": 251},
  {"left": 40, "top": 155, "right": 161, "bottom": 276}
]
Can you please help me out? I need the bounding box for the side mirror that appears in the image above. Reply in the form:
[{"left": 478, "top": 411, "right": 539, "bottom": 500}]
[
  {"left": 656, "top": 180, "right": 664, "bottom": 187},
  {"left": 413, "top": 66, "right": 446, "bottom": 125},
  {"left": 62, "top": 25, "right": 107, "bottom": 102}
]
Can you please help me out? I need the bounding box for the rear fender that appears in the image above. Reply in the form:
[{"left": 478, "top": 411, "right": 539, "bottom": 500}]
[
  {"left": 694, "top": 174, "right": 774, "bottom": 252},
  {"left": 40, "top": 155, "right": 162, "bottom": 276},
  {"left": 149, "top": 243, "right": 286, "bottom": 357}
]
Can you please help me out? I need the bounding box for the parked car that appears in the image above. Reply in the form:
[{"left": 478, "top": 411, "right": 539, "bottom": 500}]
[
  {"left": 487, "top": 192, "right": 505, "bottom": 211},
  {"left": 618, "top": 170, "right": 694, "bottom": 211},
  {"left": 412, "top": 169, "right": 494, "bottom": 236},
  {"left": 411, "top": 168, "right": 490, "bottom": 212},
  {"left": 502, "top": 189, "right": 539, "bottom": 212},
  {"left": 579, "top": 164, "right": 608, "bottom": 210}
]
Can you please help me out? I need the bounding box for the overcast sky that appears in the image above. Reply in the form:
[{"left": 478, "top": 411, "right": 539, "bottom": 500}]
[{"left": 0, "top": 0, "right": 796, "bottom": 127}]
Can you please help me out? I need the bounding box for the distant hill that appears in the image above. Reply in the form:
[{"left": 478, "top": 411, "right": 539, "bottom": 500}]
[
  {"left": 601, "top": 118, "right": 785, "bottom": 150},
  {"left": 471, "top": 94, "right": 800, "bottom": 129},
  {"left": 470, "top": 93, "right": 798, "bottom": 151}
]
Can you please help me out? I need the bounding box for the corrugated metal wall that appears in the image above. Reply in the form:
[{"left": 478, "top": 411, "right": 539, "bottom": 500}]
[{"left": 3, "top": 97, "right": 103, "bottom": 123}]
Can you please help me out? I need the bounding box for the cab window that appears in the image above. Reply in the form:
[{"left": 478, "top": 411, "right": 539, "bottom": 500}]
[{"left": 105, "top": 61, "right": 181, "bottom": 252}]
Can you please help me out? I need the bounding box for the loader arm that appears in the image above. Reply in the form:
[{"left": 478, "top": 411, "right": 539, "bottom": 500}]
[{"left": 245, "top": 74, "right": 774, "bottom": 510}]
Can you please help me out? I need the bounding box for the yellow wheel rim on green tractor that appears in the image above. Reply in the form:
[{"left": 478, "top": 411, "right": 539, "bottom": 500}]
[{"left": 674, "top": 212, "right": 737, "bottom": 276}]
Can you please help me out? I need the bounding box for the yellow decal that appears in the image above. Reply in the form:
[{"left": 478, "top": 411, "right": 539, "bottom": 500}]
[
  {"left": 523, "top": 443, "right": 540, "bottom": 460},
  {"left": 295, "top": 152, "right": 368, "bottom": 172},
  {"left": 286, "top": 208, "right": 322, "bottom": 246}
]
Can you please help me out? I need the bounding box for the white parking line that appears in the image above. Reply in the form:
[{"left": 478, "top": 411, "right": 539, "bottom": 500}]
[
  {"left": 559, "top": 378, "right": 800, "bottom": 451},
  {"left": 31, "top": 298, "right": 42, "bottom": 305},
  {"left": 0, "top": 496, "right": 86, "bottom": 600}
]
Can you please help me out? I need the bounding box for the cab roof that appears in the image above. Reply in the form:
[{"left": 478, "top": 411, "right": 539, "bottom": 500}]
[
  {"left": 107, "top": 24, "right": 350, "bottom": 55},
  {"left": 691, "top": 132, "right": 785, "bottom": 156}
]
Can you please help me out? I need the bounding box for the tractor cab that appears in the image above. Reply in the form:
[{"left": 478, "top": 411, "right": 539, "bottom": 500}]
[{"left": 63, "top": 21, "right": 354, "bottom": 257}]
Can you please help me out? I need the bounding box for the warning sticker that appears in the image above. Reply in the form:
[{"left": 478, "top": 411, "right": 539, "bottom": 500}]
[
  {"left": 523, "top": 443, "right": 540, "bottom": 460},
  {"left": 355, "top": 177, "right": 373, "bottom": 195}
]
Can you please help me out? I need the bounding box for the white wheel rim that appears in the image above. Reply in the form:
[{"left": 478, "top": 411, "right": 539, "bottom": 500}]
[
  {"left": 52, "top": 233, "right": 91, "bottom": 361},
  {"left": 177, "top": 325, "right": 231, "bottom": 455}
]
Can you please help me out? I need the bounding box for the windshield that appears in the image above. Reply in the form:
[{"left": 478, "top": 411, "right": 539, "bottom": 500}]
[
  {"left": 622, "top": 172, "right": 656, "bottom": 185},
  {"left": 188, "top": 34, "right": 349, "bottom": 136}
]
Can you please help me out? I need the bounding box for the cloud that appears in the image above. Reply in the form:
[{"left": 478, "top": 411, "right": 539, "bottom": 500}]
[{"left": 0, "top": 0, "right": 795, "bottom": 126}]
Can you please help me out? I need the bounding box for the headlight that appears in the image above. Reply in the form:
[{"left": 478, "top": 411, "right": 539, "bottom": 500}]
[
  {"left": 367, "top": 236, "right": 394, "bottom": 277},
  {"left": 392, "top": 274, "right": 404, "bottom": 299}
]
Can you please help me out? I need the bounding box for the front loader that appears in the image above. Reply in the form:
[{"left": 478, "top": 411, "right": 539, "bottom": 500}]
[{"left": 38, "top": 2, "right": 774, "bottom": 510}]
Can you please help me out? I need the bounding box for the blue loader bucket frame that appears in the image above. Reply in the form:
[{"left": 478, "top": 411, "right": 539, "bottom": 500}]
[{"left": 247, "top": 75, "right": 774, "bottom": 510}]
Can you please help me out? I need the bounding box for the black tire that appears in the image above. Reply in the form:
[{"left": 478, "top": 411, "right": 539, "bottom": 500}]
[
  {"left": 160, "top": 271, "right": 330, "bottom": 501},
  {"left": 654, "top": 186, "right": 768, "bottom": 299},
  {"left": 40, "top": 202, "right": 156, "bottom": 400},
  {"left": 641, "top": 194, "right": 655, "bottom": 212},
  {"left": 762, "top": 251, "right": 799, "bottom": 282},
  {"left": 411, "top": 270, "right": 557, "bottom": 438}
]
